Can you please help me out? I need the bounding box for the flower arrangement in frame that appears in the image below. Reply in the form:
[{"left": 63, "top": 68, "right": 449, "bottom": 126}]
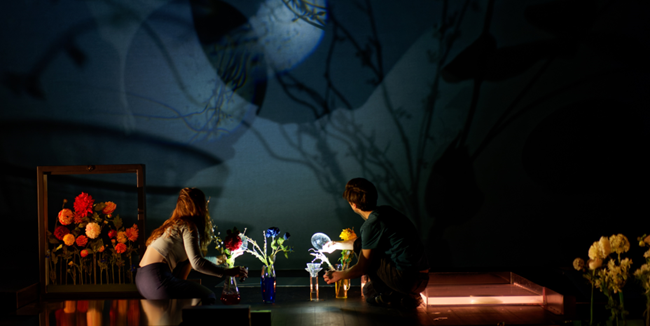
[
  {"left": 37, "top": 164, "right": 146, "bottom": 298},
  {"left": 46, "top": 192, "right": 140, "bottom": 286}
]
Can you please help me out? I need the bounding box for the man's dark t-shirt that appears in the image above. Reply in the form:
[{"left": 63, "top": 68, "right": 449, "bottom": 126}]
[{"left": 360, "top": 206, "right": 428, "bottom": 272}]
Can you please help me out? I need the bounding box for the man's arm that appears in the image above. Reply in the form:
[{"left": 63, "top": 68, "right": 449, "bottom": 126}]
[
  {"left": 324, "top": 248, "right": 372, "bottom": 284},
  {"left": 321, "top": 238, "right": 356, "bottom": 253}
]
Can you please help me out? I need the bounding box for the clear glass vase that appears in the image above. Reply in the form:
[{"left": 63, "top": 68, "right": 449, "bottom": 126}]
[
  {"left": 261, "top": 264, "right": 276, "bottom": 303},
  {"left": 334, "top": 264, "right": 350, "bottom": 299},
  {"left": 220, "top": 276, "right": 241, "bottom": 305}
]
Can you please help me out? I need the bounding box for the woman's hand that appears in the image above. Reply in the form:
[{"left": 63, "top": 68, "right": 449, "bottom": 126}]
[{"left": 224, "top": 266, "right": 248, "bottom": 278}]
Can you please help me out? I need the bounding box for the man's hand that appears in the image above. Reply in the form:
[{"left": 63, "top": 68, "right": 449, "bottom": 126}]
[
  {"left": 321, "top": 241, "right": 338, "bottom": 253},
  {"left": 322, "top": 238, "right": 356, "bottom": 253},
  {"left": 323, "top": 270, "right": 342, "bottom": 284}
]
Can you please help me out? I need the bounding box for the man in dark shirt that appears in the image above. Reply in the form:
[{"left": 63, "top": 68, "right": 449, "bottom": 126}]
[{"left": 323, "top": 178, "right": 429, "bottom": 309}]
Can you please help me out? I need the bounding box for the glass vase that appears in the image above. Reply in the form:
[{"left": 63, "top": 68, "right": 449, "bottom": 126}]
[
  {"left": 220, "top": 276, "right": 241, "bottom": 305},
  {"left": 334, "top": 264, "right": 350, "bottom": 299},
  {"left": 261, "top": 264, "right": 276, "bottom": 303},
  {"left": 310, "top": 276, "right": 319, "bottom": 301}
]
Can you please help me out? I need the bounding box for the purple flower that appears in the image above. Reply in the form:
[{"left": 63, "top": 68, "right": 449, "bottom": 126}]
[{"left": 266, "top": 227, "right": 280, "bottom": 238}]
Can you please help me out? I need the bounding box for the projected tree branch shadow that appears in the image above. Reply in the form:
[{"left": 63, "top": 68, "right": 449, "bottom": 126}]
[{"left": 248, "top": 0, "right": 641, "bottom": 268}]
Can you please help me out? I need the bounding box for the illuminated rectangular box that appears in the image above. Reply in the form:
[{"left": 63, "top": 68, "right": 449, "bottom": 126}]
[{"left": 423, "top": 272, "right": 564, "bottom": 315}]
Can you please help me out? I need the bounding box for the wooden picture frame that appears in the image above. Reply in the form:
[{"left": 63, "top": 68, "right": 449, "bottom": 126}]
[{"left": 37, "top": 164, "right": 146, "bottom": 299}]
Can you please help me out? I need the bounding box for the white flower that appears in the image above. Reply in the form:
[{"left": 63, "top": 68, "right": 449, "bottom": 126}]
[
  {"left": 85, "top": 222, "right": 101, "bottom": 239},
  {"left": 588, "top": 242, "right": 600, "bottom": 260}
]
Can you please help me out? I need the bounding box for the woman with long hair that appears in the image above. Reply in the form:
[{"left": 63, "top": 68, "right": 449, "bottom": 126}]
[{"left": 136, "top": 187, "right": 247, "bottom": 304}]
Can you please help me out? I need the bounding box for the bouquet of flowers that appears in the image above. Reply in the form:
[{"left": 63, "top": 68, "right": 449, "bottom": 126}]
[
  {"left": 633, "top": 234, "right": 650, "bottom": 326},
  {"left": 573, "top": 234, "right": 633, "bottom": 325},
  {"left": 338, "top": 228, "right": 357, "bottom": 270},
  {"left": 47, "top": 192, "right": 139, "bottom": 286},
  {"left": 241, "top": 227, "right": 293, "bottom": 266},
  {"left": 213, "top": 226, "right": 246, "bottom": 268}
]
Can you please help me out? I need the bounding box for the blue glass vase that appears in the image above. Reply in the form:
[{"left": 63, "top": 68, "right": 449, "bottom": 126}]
[{"left": 261, "top": 264, "right": 276, "bottom": 303}]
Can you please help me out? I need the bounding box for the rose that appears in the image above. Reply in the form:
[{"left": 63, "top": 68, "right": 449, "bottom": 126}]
[
  {"left": 85, "top": 222, "right": 101, "bottom": 239},
  {"left": 115, "top": 243, "right": 127, "bottom": 254},
  {"left": 80, "top": 249, "right": 88, "bottom": 258},
  {"left": 573, "top": 258, "right": 585, "bottom": 271},
  {"left": 102, "top": 201, "right": 116, "bottom": 215},
  {"left": 265, "top": 227, "right": 280, "bottom": 238},
  {"left": 76, "top": 235, "right": 88, "bottom": 247},
  {"left": 339, "top": 228, "right": 357, "bottom": 241},
  {"left": 125, "top": 225, "right": 138, "bottom": 242},
  {"left": 116, "top": 231, "right": 127, "bottom": 244},
  {"left": 73, "top": 192, "right": 94, "bottom": 218},
  {"left": 63, "top": 234, "right": 75, "bottom": 246},
  {"left": 588, "top": 258, "right": 603, "bottom": 270},
  {"left": 108, "top": 230, "right": 117, "bottom": 239},
  {"left": 224, "top": 233, "right": 242, "bottom": 252},
  {"left": 54, "top": 226, "right": 70, "bottom": 240},
  {"left": 58, "top": 209, "right": 74, "bottom": 225}
]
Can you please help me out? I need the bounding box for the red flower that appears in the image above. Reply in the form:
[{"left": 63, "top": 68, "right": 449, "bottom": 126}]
[
  {"left": 224, "top": 233, "right": 242, "bottom": 252},
  {"left": 115, "top": 243, "right": 127, "bottom": 254},
  {"left": 73, "top": 192, "right": 94, "bottom": 218},
  {"left": 76, "top": 235, "right": 88, "bottom": 247},
  {"left": 125, "top": 225, "right": 138, "bottom": 242},
  {"left": 108, "top": 230, "right": 117, "bottom": 239},
  {"left": 54, "top": 226, "right": 70, "bottom": 240},
  {"left": 80, "top": 249, "right": 88, "bottom": 258},
  {"left": 98, "top": 246, "right": 105, "bottom": 253},
  {"left": 73, "top": 212, "right": 83, "bottom": 224}
]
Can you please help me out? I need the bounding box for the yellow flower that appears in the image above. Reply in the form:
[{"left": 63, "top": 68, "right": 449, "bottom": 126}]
[
  {"left": 588, "top": 258, "right": 602, "bottom": 270},
  {"left": 573, "top": 258, "right": 585, "bottom": 271},
  {"left": 116, "top": 231, "right": 127, "bottom": 244},
  {"left": 609, "top": 234, "right": 630, "bottom": 254},
  {"left": 598, "top": 236, "right": 611, "bottom": 257},
  {"left": 339, "top": 228, "right": 357, "bottom": 241}
]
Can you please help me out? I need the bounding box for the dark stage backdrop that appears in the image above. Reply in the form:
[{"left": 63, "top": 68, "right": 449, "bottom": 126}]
[{"left": 1, "top": 0, "right": 648, "bottom": 284}]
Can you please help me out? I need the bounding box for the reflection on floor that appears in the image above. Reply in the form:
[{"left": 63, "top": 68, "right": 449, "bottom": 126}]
[{"left": 5, "top": 272, "right": 571, "bottom": 326}]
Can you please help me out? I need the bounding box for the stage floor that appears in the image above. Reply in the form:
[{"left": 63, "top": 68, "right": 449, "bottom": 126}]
[{"left": 5, "top": 277, "right": 569, "bottom": 326}]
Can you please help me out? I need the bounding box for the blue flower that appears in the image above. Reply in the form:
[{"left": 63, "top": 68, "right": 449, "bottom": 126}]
[
  {"left": 283, "top": 232, "right": 291, "bottom": 240},
  {"left": 266, "top": 227, "right": 280, "bottom": 238}
]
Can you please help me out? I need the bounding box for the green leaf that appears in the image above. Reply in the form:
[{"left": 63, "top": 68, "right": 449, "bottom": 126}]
[
  {"left": 47, "top": 231, "right": 60, "bottom": 244},
  {"left": 91, "top": 239, "right": 104, "bottom": 252},
  {"left": 276, "top": 238, "right": 285, "bottom": 246},
  {"left": 113, "top": 215, "right": 123, "bottom": 230},
  {"left": 94, "top": 202, "right": 106, "bottom": 212}
]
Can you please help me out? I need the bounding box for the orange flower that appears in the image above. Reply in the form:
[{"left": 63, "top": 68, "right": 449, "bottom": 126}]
[
  {"left": 115, "top": 243, "right": 127, "bottom": 254},
  {"left": 117, "top": 231, "right": 127, "bottom": 244},
  {"left": 125, "top": 225, "right": 138, "bottom": 242},
  {"left": 73, "top": 192, "right": 94, "bottom": 218},
  {"left": 63, "top": 234, "right": 75, "bottom": 246},
  {"left": 80, "top": 249, "right": 88, "bottom": 258},
  {"left": 58, "top": 209, "right": 74, "bottom": 225},
  {"left": 98, "top": 245, "right": 105, "bottom": 253},
  {"left": 102, "top": 201, "right": 116, "bottom": 215},
  {"left": 76, "top": 235, "right": 88, "bottom": 247}
]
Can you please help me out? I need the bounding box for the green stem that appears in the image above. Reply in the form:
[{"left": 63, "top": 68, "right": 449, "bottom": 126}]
[{"left": 590, "top": 270, "right": 594, "bottom": 326}]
